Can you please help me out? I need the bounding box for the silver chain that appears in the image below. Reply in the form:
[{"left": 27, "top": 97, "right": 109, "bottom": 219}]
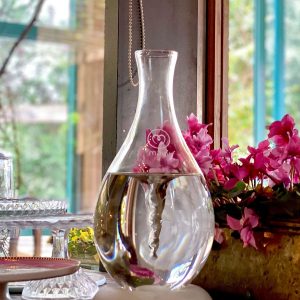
[{"left": 128, "top": 0, "right": 146, "bottom": 87}]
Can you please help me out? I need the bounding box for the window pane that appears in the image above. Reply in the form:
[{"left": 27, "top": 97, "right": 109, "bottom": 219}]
[
  {"left": 229, "top": 0, "right": 300, "bottom": 150},
  {"left": 0, "top": 39, "right": 71, "bottom": 199},
  {"left": 228, "top": 0, "right": 254, "bottom": 152},
  {"left": 285, "top": 0, "right": 300, "bottom": 124},
  {"left": 0, "top": 0, "right": 71, "bottom": 29},
  {"left": 0, "top": 0, "right": 105, "bottom": 213}
]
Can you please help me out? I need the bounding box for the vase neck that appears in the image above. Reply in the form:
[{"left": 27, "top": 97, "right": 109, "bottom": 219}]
[
  {"left": 135, "top": 50, "right": 177, "bottom": 125},
  {"left": 108, "top": 49, "right": 201, "bottom": 174}
]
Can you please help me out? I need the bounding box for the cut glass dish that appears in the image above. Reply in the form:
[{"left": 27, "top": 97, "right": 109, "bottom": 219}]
[
  {"left": 22, "top": 268, "right": 99, "bottom": 300},
  {"left": 0, "top": 197, "right": 67, "bottom": 217}
]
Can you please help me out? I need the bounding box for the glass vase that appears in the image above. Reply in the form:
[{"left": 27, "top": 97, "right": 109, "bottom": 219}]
[{"left": 94, "top": 49, "right": 214, "bottom": 290}]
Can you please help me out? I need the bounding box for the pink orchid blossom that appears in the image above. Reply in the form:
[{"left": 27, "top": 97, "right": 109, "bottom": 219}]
[
  {"left": 222, "top": 163, "right": 248, "bottom": 188},
  {"left": 194, "top": 148, "right": 213, "bottom": 176},
  {"left": 227, "top": 208, "right": 259, "bottom": 249},
  {"left": 286, "top": 135, "right": 300, "bottom": 159},
  {"left": 267, "top": 114, "right": 298, "bottom": 146},
  {"left": 192, "top": 127, "right": 213, "bottom": 150},
  {"left": 186, "top": 113, "right": 209, "bottom": 135},
  {"left": 221, "top": 137, "right": 239, "bottom": 164},
  {"left": 183, "top": 115, "right": 213, "bottom": 153},
  {"left": 266, "top": 163, "right": 291, "bottom": 187},
  {"left": 247, "top": 139, "right": 270, "bottom": 156}
]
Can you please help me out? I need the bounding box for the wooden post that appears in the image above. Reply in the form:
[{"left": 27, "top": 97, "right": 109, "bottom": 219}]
[
  {"left": 102, "top": 0, "right": 118, "bottom": 175},
  {"left": 203, "top": 0, "right": 229, "bottom": 149}
]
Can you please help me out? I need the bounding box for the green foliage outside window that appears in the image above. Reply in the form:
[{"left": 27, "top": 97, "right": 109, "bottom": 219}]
[
  {"left": 229, "top": 0, "right": 300, "bottom": 152},
  {"left": 0, "top": 2, "right": 73, "bottom": 200}
]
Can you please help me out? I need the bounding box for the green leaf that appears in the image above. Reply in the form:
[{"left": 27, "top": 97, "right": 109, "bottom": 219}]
[
  {"left": 128, "top": 276, "right": 155, "bottom": 288},
  {"left": 227, "top": 181, "right": 246, "bottom": 198}
]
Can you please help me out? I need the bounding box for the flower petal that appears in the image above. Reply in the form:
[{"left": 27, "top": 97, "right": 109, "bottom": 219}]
[
  {"left": 240, "top": 227, "right": 257, "bottom": 249},
  {"left": 243, "top": 208, "right": 259, "bottom": 228},
  {"left": 227, "top": 215, "right": 242, "bottom": 231}
]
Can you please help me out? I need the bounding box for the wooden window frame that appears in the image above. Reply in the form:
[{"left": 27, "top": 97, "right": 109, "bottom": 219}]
[
  {"left": 101, "top": 0, "right": 118, "bottom": 176},
  {"left": 198, "top": 0, "right": 229, "bottom": 149}
]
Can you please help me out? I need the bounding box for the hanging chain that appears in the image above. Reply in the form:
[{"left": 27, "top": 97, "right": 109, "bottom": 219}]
[{"left": 128, "top": 0, "right": 146, "bottom": 87}]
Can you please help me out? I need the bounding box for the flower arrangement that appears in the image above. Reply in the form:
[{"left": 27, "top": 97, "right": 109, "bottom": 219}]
[
  {"left": 68, "top": 227, "right": 99, "bottom": 264},
  {"left": 183, "top": 113, "right": 300, "bottom": 249}
]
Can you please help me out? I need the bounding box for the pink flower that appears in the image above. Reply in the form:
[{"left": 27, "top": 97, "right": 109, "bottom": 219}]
[
  {"left": 227, "top": 208, "right": 259, "bottom": 249},
  {"left": 221, "top": 138, "right": 239, "bottom": 163},
  {"left": 210, "top": 149, "right": 222, "bottom": 165},
  {"left": 214, "top": 224, "right": 225, "bottom": 244},
  {"left": 194, "top": 148, "right": 212, "bottom": 175},
  {"left": 182, "top": 114, "right": 214, "bottom": 176},
  {"left": 130, "top": 264, "right": 155, "bottom": 278},
  {"left": 286, "top": 135, "right": 300, "bottom": 159},
  {"left": 182, "top": 132, "right": 195, "bottom": 152},
  {"left": 239, "top": 156, "right": 260, "bottom": 185},
  {"left": 150, "top": 143, "right": 179, "bottom": 173},
  {"left": 183, "top": 115, "right": 213, "bottom": 153},
  {"left": 244, "top": 140, "right": 271, "bottom": 176},
  {"left": 247, "top": 139, "right": 270, "bottom": 156},
  {"left": 267, "top": 114, "right": 298, "bottom": 146},
  {"left": 223, "top": 178, "right": 239, "bottom": 190},
  {"left": 225, "top": 164, "right": 248, "bottom": 181},
  {"left": 192, "top": 127, "right": 213, "bottom": 150},
  {"left": 133, "top": 142, "right": 180, "bottom": 173},
  {"left": 186, "top": 113, "right": 208, "bottom": 135},
  {"left": 134, "top": 122, "right": 181, "bottom": 173},
  {"left": 266, "top": 163, "right": 290, "bottom": 187}
]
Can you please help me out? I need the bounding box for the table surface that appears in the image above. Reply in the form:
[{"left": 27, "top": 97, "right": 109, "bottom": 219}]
[{"left": 10, "top": 272, "right": 212, "bottom": 300}]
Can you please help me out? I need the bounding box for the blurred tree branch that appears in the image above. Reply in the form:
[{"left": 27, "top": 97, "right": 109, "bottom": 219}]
[{"left": 0, "top": 0, "right": 45, "bottom": 77}]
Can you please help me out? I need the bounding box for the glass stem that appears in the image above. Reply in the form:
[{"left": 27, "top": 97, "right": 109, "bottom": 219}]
[
  {"left": 8, "top": 227, "right": 19, "bottom": 257},
  {"left": 145, "top": 182, "right": 167, "bottom": 258},
  {"left": 52, "top": 229, "right": 69, "bottom": 258},
  {"left": 0, "top": 228, "right": 9, "bottom": 257}
]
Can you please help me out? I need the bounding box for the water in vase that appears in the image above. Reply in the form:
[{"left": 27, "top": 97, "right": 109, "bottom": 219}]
[{"left": 94, "top": 172, "right": 214, "bottom": 289}]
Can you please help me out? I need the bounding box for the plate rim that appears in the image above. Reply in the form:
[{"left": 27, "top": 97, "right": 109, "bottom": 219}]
[{"left": 0, "top": 257, "right": 80, "bottom": 283}]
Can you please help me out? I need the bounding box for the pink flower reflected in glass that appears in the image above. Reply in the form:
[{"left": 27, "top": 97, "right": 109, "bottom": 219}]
[{"left": 129, "top": 264, "right": 155, "bottom": 278}]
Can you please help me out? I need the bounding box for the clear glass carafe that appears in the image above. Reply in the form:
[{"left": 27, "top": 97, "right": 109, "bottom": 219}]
[{"left": 94, "top": 50, "right": 214, "bottom": 290}]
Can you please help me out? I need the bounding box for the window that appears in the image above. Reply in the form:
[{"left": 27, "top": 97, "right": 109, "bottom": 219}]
[
  {"left": 228, "top": 0, "right": 300, "bottom": 151},
  {"left": 0, "top": 0, "right": 105, "bottom": 212}
]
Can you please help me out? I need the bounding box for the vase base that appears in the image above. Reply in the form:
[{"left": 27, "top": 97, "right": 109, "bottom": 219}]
[{"left": 94, "top": 284, "right": 212, "bottom": 300}]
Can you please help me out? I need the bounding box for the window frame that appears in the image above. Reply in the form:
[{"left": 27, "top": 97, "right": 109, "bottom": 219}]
[{"left": 199, "top": 0, "right": 229, "bottom": 149}]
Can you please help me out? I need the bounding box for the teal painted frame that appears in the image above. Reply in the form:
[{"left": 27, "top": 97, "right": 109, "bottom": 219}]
[
  {"left": 65, "top": 0, "right": 78, "bottom": 213},
  {"left": 66, "top": 64, "right": 77, "bottom": 213},
  {"left": 254, "top": 0, "right": 266, "bottom": 145},
  {"left": 0, "top": 21, "right": 37, "bottom": 40},
  {"left": 273, "top": 0, "right": 285, "bottom": 120}
]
